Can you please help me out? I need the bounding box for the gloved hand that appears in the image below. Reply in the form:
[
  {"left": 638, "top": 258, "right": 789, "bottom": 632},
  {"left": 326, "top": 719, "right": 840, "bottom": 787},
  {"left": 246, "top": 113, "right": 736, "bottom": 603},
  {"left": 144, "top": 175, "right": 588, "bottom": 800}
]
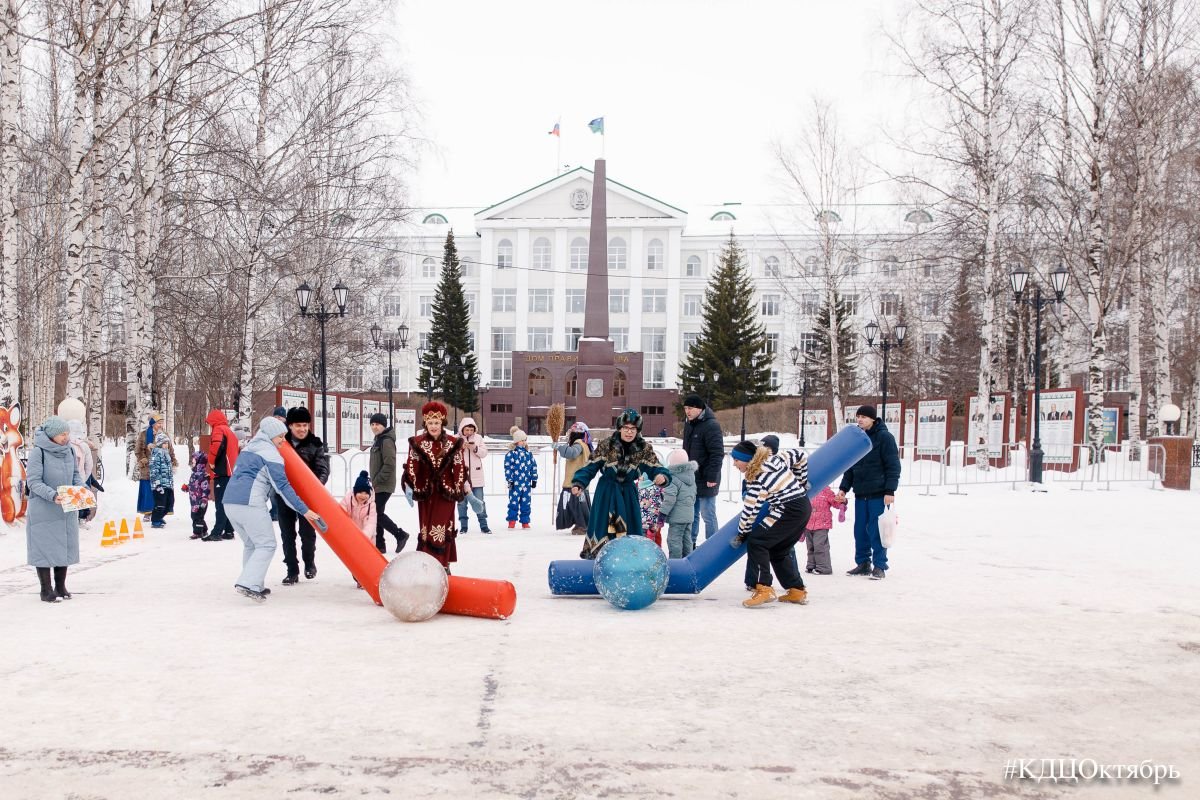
[
  {"left": 180, "top": 484, "right": 188, "bottom": 493},
  {"left": 838, "top": 507, "right": 847, "bottom": 523},
  {"left": 730, "top": 531, "right": 748, "bottom": 549},
  {"left": 404, "top": 486, "right": 414, "bottom": 506},
  {"left": 154, "top": 486, "right": 164, "bottom": 495},
  {"left": 531, "top": 480, "right": 537, "bottom": 489}
]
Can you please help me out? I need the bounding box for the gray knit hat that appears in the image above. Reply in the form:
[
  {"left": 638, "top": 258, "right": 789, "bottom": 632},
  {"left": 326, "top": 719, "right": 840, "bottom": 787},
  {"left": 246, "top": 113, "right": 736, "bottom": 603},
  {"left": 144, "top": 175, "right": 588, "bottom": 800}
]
[
  {"left": 42, "top": 416, "right": 69, "bottom": 439},
  {"left": 259, "top": 417, "right": 287, "bottom": 439}
]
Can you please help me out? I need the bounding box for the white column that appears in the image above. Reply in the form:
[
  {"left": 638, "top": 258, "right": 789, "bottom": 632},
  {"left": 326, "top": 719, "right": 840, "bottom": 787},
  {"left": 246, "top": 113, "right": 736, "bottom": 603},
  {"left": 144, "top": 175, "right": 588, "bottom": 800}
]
[
  {"left": 664, "top": 226, "right": 683, "bottom": 387},
  {"left": 628, "top": 227, "right": 644, "bottom": 357},
  {"left": 515, "top": 227, "right": 531, "bottom": 352},
  {"left": 552, "top": 227, "right": 568, "bottom": 349},
  {"left": 478, "top": 228, "right": 495, "bottom": 385}
]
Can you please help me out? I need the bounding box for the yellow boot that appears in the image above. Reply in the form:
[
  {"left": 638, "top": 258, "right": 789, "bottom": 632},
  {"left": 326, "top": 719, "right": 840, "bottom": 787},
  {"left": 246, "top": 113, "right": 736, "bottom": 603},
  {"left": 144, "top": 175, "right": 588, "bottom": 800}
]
[
  {"left": 742, "top": 584, "right": 777, "bottom": 608},
  {"left": 778, "top": 588, "right": 808, "bottom": 605}
]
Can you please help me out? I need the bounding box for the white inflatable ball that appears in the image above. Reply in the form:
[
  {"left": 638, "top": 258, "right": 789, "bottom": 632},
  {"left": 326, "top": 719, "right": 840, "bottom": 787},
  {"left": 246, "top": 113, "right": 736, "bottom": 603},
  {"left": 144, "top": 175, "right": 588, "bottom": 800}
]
[
  {"left": 57, "top": 397, "right": 87, "bottom": 423},
  {"left": 379, "top": 551, "right": 449, "bottom": 623}
]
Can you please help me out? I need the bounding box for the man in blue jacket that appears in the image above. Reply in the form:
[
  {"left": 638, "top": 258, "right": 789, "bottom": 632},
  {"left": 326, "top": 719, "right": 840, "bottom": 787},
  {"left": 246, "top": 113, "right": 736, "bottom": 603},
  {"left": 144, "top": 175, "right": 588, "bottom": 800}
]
[{"left": 836, "top": 405, "right": 900, "bottom": 580}]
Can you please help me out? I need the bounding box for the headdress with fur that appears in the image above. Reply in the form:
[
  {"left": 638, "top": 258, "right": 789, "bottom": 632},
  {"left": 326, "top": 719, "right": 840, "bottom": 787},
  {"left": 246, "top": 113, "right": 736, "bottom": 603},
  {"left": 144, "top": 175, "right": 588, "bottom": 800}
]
[{"left": 421, "top": 401, "right": 448, "bottom": 423}]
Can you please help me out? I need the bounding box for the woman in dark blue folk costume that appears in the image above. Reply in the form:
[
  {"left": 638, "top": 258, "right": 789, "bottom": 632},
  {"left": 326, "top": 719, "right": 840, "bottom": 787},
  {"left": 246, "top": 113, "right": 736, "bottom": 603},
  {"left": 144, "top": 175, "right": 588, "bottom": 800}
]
[{"left": 570, "top": 408, "right": 670, "bottom": 559}]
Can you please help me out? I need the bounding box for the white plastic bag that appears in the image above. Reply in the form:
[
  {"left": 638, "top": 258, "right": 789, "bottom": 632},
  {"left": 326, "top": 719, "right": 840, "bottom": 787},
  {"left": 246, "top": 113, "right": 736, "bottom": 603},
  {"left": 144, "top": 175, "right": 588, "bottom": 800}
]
[{"left": 879, "top": 505, "right": 899, "bottom": 548}]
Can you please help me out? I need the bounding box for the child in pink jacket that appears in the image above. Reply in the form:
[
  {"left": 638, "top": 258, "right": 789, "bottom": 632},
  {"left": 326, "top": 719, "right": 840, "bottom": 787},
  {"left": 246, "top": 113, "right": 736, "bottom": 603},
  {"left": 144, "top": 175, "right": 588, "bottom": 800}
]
[
  {"left": 341, "top": 471, "right": 378, "bottom": 587},
  {"left": 805, "top": 485, "right": 847, "bottom": 575}
]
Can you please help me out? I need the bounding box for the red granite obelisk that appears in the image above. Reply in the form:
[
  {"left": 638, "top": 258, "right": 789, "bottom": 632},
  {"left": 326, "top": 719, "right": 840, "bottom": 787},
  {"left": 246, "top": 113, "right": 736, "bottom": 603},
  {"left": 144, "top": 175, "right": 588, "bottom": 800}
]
[{"left": 575, "top": 159, "right": 616, "bottom": 431}]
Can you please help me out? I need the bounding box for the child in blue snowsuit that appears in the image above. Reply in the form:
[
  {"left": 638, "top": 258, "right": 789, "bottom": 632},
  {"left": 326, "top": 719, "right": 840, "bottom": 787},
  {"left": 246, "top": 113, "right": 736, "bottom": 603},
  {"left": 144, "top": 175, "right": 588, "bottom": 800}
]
[
  {"left": 504, "top": 426, "right": 538, "bottom": 528},
  {"left": 149, "top": 431, "right": 175, "bottom": 528}
]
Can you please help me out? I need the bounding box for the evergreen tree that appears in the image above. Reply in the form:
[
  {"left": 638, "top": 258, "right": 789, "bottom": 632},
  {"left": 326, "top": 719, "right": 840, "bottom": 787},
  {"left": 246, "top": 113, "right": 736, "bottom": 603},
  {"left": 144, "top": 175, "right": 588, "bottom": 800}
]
[
  {"left": 677, "top": 233, "right": 772, "bottom": 410},
  {"left": 934, "top": 264, "right": 983, "bottom": 413},
  {"left": 811, "top": 292, "right": 858, "bottom": 400},
  {"left": 420, "top": 232, "right": 479, "bottom": 415}
]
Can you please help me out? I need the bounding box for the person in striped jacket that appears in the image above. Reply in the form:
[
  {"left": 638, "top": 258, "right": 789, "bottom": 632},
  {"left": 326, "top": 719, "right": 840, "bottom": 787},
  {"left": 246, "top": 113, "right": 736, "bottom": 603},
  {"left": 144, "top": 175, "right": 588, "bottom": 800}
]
[{"left": 729, "top": 440, "right": 812, "bottom": 608}]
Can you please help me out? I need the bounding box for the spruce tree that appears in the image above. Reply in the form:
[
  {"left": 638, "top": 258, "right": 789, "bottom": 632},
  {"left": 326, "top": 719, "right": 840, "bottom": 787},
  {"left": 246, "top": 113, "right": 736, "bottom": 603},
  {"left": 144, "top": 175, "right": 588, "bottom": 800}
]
[
  {"left": 811, "top": 292, "right": 858, "bottom": 400},
  {"left": 420, "top": 231, "right": 479, "bottom": 414},
  {"left": 935, "top": 263, "right": 983, "bottom": 412},
  {"left": 677, "top": 233, "right": 772, "bottom": 410}
]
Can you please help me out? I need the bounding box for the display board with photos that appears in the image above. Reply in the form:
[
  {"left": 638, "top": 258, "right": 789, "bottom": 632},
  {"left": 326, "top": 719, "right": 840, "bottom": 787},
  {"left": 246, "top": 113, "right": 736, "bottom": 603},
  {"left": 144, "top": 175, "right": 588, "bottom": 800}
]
[
  {"left": 340, "top": 398, "right": 362, "bottom": 449},
  {"left": 843, "top": 402, "right": 904, "bottom": 444},
  {"left": 1027, "top": 388, "right": 1084, "bottom": 468},
  {"left": 966, "top": 393, "right": 1011, "bottom": 467},
  {"left": 278, "top": 387, "right": 310, "bottom": 414},
  {"left": 916, "top": 398, "right": 951, "bottom": 459},
  {"left": 395, "top": 407, "right": 417, "bottom": 442},
  {"left": 797, "top": 409, "right": 831, "bottom": 446},
  {"left": 310, "top": 394, "right": 337, "bottom": 451},
  {"left": 361, "top": 399, "right": 380, "bottom": 446}
]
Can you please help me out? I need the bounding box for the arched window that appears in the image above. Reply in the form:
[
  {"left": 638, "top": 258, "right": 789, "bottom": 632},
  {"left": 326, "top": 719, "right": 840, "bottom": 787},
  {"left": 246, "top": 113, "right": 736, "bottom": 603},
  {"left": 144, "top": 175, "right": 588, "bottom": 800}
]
[
  {"left": 646, "top": 238, "right": 664, "bottom": 271},
  {"left": 881, "top": 256, "right": 900, "bottom": 277},
  {"left": 905, "top": 209, "right": 933, "bottom": 225},
  {"left": 382, "top": 257, "right": 402, "bottom": 279},
  {"left": 763, "top": 255, "right": 780, "bottom": 278},
  {"left": 570, "top": 237, "right": 588, "bottom": 271},
  {"left": 612, "top": 369, "right": 627, "bottom": 398},
  {"left": 497, "top": 239, "right": 513, "bottom": 270},
  {"left": 421, "top": 257, "right": 437, "bottom": 279},
  {"left": 710, "top": 211, "right": 736, "bottom": 221},
  {"left": 803, "top": 256, "right": 820, "bottom": 277},
  {"left": 423, "top": 213, "right": 449, "bottom": 225},
  {"left": 564, "top": 369, "right": 577, "bottom": 397},
  {"left": 528, "top": 368, "right": 551, "bottom": 398},
  {"left": 685, "top": 255, "right": 702, "bottom": 277},
  {"left": 608, "top": 237, "right": 627, "bottom": 270},
  {"left": 816, "top": 209, "right": 841, "bottom": 224},
  {"left": 843, "top": 256, "right": 860, "bottom": 276},
  {"left": 532, "top": 237, "right": 552, "bottom": 270}
]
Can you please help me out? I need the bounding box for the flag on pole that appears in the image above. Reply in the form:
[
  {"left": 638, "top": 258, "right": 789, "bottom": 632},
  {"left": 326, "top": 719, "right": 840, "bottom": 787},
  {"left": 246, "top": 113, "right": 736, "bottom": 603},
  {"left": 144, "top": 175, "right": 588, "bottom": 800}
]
[
  {"left": 548, "top": 121, "right": 560, "bottom": 137},
  {"left": 587, "top": 117, "right": 605, "bottom": 134}
]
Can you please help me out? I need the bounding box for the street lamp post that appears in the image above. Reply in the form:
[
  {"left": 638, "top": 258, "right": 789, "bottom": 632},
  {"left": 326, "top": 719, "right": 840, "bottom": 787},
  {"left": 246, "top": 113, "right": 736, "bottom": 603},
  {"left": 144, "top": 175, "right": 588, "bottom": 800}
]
[
  {"left": 477, "top": 383, "right": 491, "bottom": 436},
  {"left": 1011, "top": 265, "right": 1068, "bottom": 484},
  {"left": 732, "top": 356, "right": 751, "bottom": 440},
  {"left": 370, "top": 322, "right": 410, "bottom": 419},
  {"left": 790, "top": 345, "right": 810, "bottom": 447},
  {"left": 296, "top": 279, "right": 349, "bottom": 447},
  {"left": 864, "top": 320, "right": 907, "bottom": 419}
]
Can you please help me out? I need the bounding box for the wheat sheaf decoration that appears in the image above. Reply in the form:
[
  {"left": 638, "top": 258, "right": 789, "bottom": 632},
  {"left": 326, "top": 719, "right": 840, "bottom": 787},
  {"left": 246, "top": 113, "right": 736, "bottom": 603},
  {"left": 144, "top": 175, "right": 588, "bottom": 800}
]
[{"left": 547, "top": 403, "right": 566, "bottom": 465}]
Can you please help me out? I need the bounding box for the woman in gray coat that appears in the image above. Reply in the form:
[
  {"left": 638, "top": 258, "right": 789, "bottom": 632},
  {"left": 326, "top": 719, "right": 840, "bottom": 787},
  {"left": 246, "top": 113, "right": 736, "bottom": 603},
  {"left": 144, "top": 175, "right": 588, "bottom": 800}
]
[{"left": 26, "top": 416, "right": 84, "bottom": 603}]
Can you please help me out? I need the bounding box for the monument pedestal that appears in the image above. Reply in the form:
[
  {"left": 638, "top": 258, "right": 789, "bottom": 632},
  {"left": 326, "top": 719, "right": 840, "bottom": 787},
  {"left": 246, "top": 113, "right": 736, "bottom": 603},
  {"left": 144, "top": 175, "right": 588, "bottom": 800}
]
[{"left": 1148, "top": 436, "right": 1194, "bottom": 490}]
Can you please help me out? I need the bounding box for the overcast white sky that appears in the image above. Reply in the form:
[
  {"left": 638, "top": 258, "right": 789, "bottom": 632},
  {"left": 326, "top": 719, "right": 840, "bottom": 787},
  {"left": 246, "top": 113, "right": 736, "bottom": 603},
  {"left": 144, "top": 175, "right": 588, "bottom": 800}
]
[{"left": 388, "top": 0, "right": 914, "bottom": 213}]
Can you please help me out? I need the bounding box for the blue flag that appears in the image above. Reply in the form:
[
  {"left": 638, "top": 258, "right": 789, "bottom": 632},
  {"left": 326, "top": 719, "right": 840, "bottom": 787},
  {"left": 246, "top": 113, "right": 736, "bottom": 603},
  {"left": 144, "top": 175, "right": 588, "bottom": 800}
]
[{"left": 587, "top": 117, "right": 604, "bottom": 134}]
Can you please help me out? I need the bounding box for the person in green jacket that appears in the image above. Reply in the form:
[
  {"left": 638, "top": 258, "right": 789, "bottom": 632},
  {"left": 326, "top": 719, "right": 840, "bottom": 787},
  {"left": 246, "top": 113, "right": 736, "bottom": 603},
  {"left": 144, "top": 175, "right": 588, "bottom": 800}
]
[{"left": 368, "top": 413, "right": 408, "bottom": 554}]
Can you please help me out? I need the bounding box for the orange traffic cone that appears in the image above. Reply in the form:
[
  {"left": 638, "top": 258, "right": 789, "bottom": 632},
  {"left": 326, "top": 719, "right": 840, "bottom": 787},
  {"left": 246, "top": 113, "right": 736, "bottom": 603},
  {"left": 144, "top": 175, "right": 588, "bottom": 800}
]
[
  {"left": 101, "top": 521, "right": 117, "bottom": 548},
  {"left": 118, "top": 518, "right": 131, "bottom": 544},
  {"left": 133, "top": 516, "right": 145, "bottom": 540}
]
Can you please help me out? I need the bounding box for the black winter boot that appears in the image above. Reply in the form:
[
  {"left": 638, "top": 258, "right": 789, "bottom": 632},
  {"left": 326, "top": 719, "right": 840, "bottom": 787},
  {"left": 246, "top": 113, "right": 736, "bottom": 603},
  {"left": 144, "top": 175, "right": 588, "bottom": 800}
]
[
  {"left": 37, "top": 568, "right": 60, "bottom": 603},
  {"left": 54, "top": 566, "right": 71, "bottom": 599},
  {"left": 846, "top": 562, "right": 872, "bottom": 576},
  {"left": 395, "top": 530, "right": 410, "bottom": 553}
]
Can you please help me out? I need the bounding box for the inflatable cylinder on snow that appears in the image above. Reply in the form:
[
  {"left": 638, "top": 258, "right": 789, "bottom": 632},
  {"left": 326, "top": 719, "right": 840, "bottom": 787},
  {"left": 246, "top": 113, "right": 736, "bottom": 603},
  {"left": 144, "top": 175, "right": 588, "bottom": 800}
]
[
  {"left": 445, "top": 575, "right": 518, "bottom": 620},
  {"left": 547, "top": 425, "right": 872, "bottom": 596}
]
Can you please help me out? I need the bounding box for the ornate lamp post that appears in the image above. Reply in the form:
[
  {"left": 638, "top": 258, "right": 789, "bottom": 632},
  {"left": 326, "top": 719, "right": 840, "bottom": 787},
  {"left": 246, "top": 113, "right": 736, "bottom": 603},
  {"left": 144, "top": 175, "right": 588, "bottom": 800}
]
[
  {"left": 864, "top": 319, "right": 906, "bottom": 420},
  {"left": 1010, "top": 265, "right": 1068, "bottom": 484},
  {"left": 732, "top": 356, "right": 752, "bottom": 440},
  {"left": 370, "top": 322, "right": 410, "bottom": 419},
  {"left": 790, "top": 345, "right": 811, "bottom": 447},
  {"left": 296, "top": 279, "right": 348, "bottom": 447},
  {"left": 477, "top": 383, "right": 491, "bottom": 436}
]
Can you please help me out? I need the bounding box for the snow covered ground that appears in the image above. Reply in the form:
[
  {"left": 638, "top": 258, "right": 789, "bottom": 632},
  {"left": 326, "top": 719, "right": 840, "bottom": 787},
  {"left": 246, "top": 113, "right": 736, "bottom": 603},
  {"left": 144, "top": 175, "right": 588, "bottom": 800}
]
[{"left": 0, "top": 441, "right": 1197, "bottom": 799}]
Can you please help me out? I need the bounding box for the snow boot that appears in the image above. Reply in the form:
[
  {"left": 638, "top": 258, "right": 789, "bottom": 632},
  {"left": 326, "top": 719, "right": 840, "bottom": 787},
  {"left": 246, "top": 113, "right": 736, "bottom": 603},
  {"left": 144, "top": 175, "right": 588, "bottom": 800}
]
[
  {"left": 305, "top": 565, "right": 317, "bottom": 580},
  {"left": 37, "top": 568, "right": 60, "bottom": 603},
  {"left": 521, "top": 523, "right": 531, "bottom": 529},
  {"left": 507, "top": 521, "right": 516, "bottom": 529},
  {"left": 778, "top": 588, "right": 808, "bottom": 605},
  {"left": 742, "top": 584, "right": 777, "bottom": 608},
  {"left": 394, "top": 530, "right": 409, "bottom": 553},
  {"left": 54, "top": 566, "right": 71, "bottom": 600},
  {"left": 847, "top": 561, "right": 871, "bottom": 576},
  {"left": 282, "top": 573, "right": 299, "bottom": 586},
  {"left": 235, "top": 584, "right": 268, "bottom": 602},
  {"left": 869, "top": 567, "right": 886, "bottom": 580}
]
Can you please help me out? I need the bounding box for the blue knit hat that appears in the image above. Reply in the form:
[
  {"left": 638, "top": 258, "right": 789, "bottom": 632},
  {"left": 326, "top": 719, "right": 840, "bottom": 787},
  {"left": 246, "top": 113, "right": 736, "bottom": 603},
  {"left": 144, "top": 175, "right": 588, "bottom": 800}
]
[
  {"left": 42, "top": 416, "right": 69, "bottom": 439},
  {"left": 353, "top": 470, "right": 372, "bottom": 495}
]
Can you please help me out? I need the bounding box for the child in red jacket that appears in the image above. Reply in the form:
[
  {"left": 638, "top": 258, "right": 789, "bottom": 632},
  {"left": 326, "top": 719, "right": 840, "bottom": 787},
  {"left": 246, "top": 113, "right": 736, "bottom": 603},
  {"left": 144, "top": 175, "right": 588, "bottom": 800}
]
[{"left": 805, "top": 485, "right": 846, "bottom": 575}]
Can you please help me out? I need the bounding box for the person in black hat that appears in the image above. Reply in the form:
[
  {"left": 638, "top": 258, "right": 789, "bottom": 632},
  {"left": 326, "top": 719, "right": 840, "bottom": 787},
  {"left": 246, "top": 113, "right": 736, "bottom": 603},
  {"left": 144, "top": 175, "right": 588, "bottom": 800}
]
[
  {"left": 681, "top": 393, "right": 723, "bottom": 547},
  {"left": 836, "top": 405, "right": 900, "bottom": 580},
  {"left": 275, "top": 406, "right": 330, "bottom": 585}
]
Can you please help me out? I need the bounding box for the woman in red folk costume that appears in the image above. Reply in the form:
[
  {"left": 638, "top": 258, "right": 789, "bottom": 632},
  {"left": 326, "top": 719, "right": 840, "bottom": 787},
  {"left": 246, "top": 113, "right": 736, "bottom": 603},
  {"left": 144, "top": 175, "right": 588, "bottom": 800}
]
[{"left": 401, "top": 402, "right": 470, "bottom": 572}]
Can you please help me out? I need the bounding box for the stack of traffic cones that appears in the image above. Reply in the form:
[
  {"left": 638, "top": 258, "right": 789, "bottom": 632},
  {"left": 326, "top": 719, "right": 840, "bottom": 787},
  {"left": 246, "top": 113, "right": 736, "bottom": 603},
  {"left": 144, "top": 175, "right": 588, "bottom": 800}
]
[{"left": 100, "top": 520, "right": 117, "bottom": 548}]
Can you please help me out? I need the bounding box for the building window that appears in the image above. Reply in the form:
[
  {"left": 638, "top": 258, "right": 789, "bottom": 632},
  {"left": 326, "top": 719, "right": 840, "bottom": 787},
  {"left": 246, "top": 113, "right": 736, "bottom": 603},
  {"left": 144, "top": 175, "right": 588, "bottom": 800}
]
[
  {"left": 497, "top": 239, "right": 513, "bottom": 270},
  {"left": 461, "top": 258, "right": 477, "bottom": 278},
  {"left": 923, "top": 260, "right": 937, "bottom": 278},
  {"left": 919, "top": 293, "right": 939, "bottom": 316},
  {"left": 642, "top": 289, "right": 666, "bottom": 313},
  {"left": 804, "top": 256, "right": 820, "bottom": 277},
  {"left": 685, "top": 255, "right": 702, "bottom": 277},
  {"left": 492, "top": 289, "right": 516, "bottom": 312},
  {"left": 682, "top": 331, "right": 700, "bottom": 355},
  {"left": 107, "top": 321, "right": 126, "bottom": 348},
  {"left": 529, "top": 289, "right": 553, "bottom": 313},
  {"left": 570, "top": 237, "right": 588, "bottom": 271},
  {"left": 880, "top": 293, "right": 899, "bottom": 316},
  {"left": 490, "top": 403, "right": 513, "bottom": 414},
  {"left": 419, "top": 295, "right": 433, "bottom": 317},
  {"left": 646, "top": 238, "right": 664, "bottom": 271},
  {"left": 528, "top": 368, "right": 551, "bottom": 397},
  {"left": 566, "top": 327, "right": 582, "bottom": 351},
  {"left": 418, "top": 331, "right": 431, "bottom": 352},
  {"left": 642, "top": 328, "right": 666, "bottom": 389},
  {"left": 490, "top": 327, "right": 514, "bottom": 387},
  {"left": 528, "top": 327, "right": 553, "bottom": 351},
  {"left": 465, "top": 293, "right": 477, "bottom": 317},
  {"left": 844, "top": 293, "right": 860, "bottom": 315},
  {"left": 682, "top": 293, "right": 702, "bottom": 317},
  {"left": 764, "top": 256, "right": 781, "bottom": 278},
  {"left": 610, "top": 327, "right": 628, "bottom": 352},
  {"left": 799, "top": 331, "right": 817, "bottom": 355},
  {"left": 710, "top": 211, "right": 735, "bottom": 221},
  {"left": 761, "top": 294, "right": 781, "bottom": 316},
  {"left": 881, "top": 256, "right": 899, "bottom": 277},
  {"left": 421, "top": 257, "right": 437, "bottom": 279},
  {"left": 608, "top": 237, "right": 627, "bottom": 270},
  {"left": 764, "top": 333, "right": 779, "bottom": 356},
  {"left": 565, "top": 370, "right": 578, "bottom": 397},
  {"left": 801, "top": 293, "right": 820, "bottom": 316},
  {"left": 382, "top": 294, "right": 403, "bottom": 317},
  {"left": 923, "top": 333, "right": 940, "bottom": 356},
  {"left": 613, "top": 369, "right": 627, "bottom": 397},
  {"left": 383, "top": 257, "right": 402, "bottom": 279},
  {"left": 565, "top": 289, "right": 585, "bottom": 313},
  {"left": 532, "top": 237, "right": 552, "bottom": 271},
  {"left": 609, "top": 289, "right": 629, "bottom": 313},
  {"left": 640, "top": 405, "right": 665, "bottom": 416},
  {"left": 346, "top": 368, "right": 364, "bottom": 391},
  {"left": 843, "top": 257, "right": 860, "bottom": 277}
]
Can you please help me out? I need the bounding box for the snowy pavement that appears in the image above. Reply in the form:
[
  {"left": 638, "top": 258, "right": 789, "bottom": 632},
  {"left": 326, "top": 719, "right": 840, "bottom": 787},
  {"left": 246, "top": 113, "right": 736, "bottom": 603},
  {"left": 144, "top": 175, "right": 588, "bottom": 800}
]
[{"left": 1, "top": 446, "right": 1198, "bottom": 799}]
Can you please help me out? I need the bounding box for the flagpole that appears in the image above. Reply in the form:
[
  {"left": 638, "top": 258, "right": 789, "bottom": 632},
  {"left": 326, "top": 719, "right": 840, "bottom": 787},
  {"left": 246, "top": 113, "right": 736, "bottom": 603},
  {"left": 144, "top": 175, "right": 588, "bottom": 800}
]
[{"left": 557, "top": 126, "right": 562, "bottom": 175}]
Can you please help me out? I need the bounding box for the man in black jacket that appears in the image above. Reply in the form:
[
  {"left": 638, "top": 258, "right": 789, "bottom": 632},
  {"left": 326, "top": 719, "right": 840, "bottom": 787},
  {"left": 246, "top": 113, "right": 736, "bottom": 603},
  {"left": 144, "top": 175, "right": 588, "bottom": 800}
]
[
  {"left": 682, "top": 394, "right": 724, "bottom": 546},
  {"left": 277, "top": 407, "right": 330, "bottom": 585},
  {"left": 836, "top": 405, "right": 901, "bottom": 580}
]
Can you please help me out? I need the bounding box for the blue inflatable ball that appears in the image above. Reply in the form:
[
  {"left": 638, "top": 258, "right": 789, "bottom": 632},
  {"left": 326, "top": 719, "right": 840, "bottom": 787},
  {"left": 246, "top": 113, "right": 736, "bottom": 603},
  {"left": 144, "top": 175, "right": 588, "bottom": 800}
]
[{"left": 592, "top": 535, "right": 669, "bottom": 610}]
